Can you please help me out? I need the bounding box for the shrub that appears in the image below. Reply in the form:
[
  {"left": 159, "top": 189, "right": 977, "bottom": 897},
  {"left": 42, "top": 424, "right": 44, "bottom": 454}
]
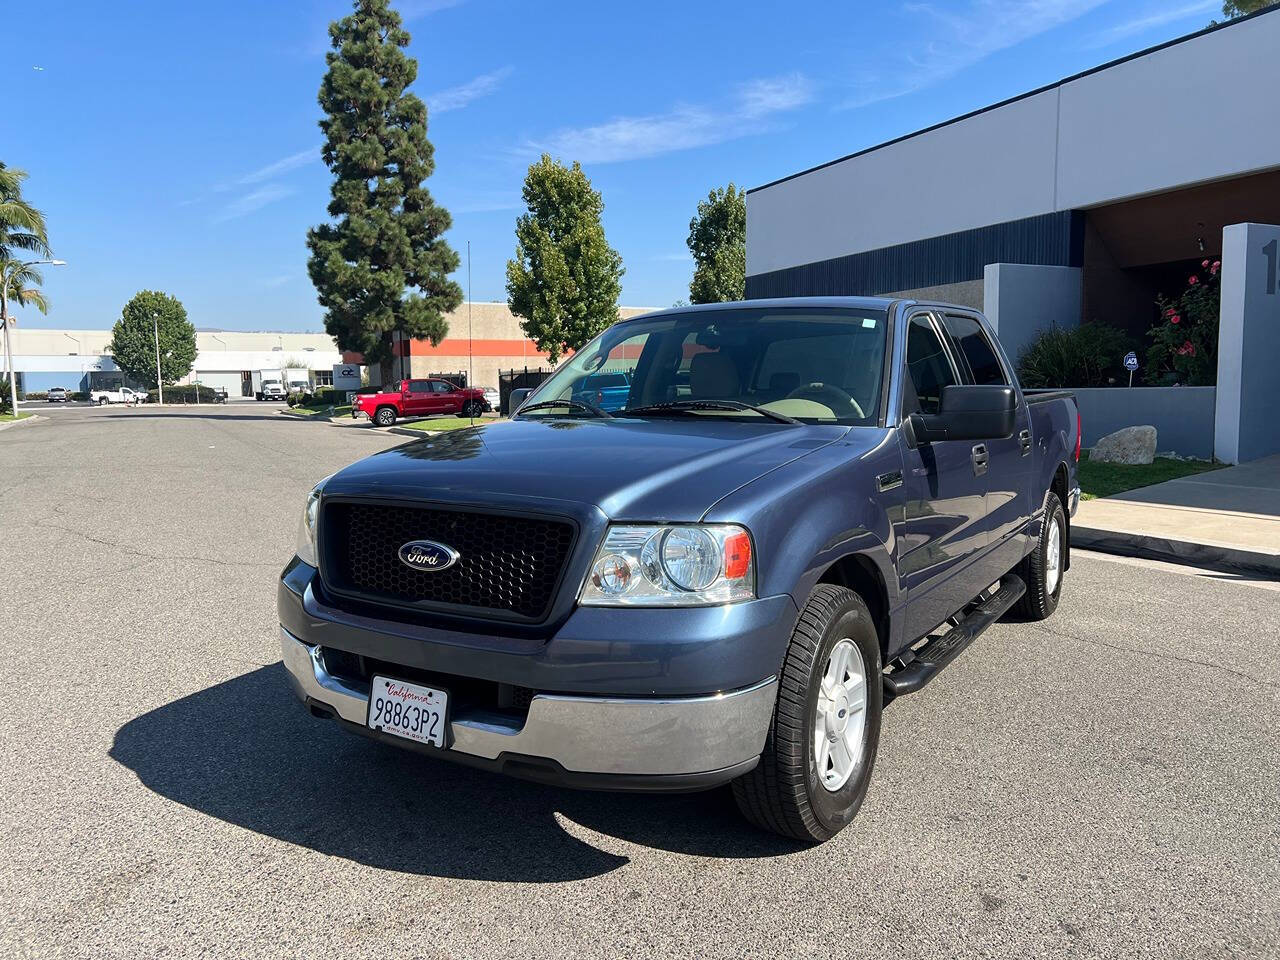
[
  {"left": 24, "top": 391, "right": 49, "bottom": 401},
  {"left": 1146, "top": 261, "right": 1219, "bottom": 385},
  {"left": 146, "top": 384, "right": 222, "bottom": 404},
  {"left": 1017, "top": 323, "right": 1133, "bottom": 388}
]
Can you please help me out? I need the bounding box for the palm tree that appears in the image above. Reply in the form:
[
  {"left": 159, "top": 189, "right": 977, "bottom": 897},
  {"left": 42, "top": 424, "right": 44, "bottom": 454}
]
[{"left": 0, "top": 163, "right": 52, "bottom": 412}]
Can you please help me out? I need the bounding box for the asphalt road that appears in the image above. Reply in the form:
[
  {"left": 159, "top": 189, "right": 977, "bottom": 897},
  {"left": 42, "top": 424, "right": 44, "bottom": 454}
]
[{"left": 2, "top": 405, "right": 1277, "bottom": 959}]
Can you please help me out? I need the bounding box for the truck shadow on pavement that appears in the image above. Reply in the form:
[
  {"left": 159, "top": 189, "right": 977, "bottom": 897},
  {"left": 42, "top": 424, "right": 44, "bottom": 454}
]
[{"left": 110, "top": 664, "right": 802, "bottom": 881}]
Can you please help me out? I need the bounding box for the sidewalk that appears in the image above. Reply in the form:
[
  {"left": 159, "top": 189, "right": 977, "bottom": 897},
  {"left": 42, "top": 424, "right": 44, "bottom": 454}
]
[{"left": 1073, "top": 454, "right": 1280, "bottom": 574}]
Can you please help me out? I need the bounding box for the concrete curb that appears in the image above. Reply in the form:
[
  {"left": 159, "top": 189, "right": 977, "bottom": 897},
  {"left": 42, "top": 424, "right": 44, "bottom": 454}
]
[
  {"left": 0, "top": 414, "right": 44, "bottom": 433},
  {"left": 387, "top": 426, "right": 437, "bottom": 439},
  {"left": 1072, "top": 524, "right": 1280, "bottom": 576}
]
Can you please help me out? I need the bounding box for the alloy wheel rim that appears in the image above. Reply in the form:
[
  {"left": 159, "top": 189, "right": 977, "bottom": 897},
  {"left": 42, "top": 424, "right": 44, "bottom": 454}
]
[
  {"left": 813, "top": 638, "right": 868, "bottom": 792},
  {"left": 1046, "top": 516, "right": 1062, "bottom": 595}
]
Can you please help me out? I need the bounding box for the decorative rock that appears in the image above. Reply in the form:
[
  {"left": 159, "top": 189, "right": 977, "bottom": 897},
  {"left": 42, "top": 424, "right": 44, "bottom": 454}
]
[{"left": 1089, "top": 425, "right": 1157, "bottom": 465}]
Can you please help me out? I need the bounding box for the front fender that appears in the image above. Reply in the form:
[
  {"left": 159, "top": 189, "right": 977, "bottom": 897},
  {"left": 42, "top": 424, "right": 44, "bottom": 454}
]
[{"left": 702, "top": 429, "right": 902, "bottom": 668}]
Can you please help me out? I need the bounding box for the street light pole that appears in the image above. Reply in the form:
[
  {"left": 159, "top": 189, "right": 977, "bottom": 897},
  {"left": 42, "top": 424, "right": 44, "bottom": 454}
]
[
  {"left": 153, "top": 312, "right": 164, "bottom": 405},
  {"left": 1, "top": 258, "right": 66, "bottom": 415}
]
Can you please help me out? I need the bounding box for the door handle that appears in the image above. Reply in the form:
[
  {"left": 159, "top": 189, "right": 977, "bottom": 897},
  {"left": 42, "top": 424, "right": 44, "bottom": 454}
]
[
  {"left": 1019, "top": 429, "right": 1032, "bottom": 456},
  {"left": 876, "top": 470, "right": 903, "bottom": 492},
  {"left": 971, "top": 443, "right": 989, "bottom": 476}
]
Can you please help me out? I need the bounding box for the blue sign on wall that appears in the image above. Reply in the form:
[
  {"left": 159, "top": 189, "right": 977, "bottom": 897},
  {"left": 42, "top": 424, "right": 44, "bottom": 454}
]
[{"left": 1123, "top": 351, "right": 1139, "bottom": 371}]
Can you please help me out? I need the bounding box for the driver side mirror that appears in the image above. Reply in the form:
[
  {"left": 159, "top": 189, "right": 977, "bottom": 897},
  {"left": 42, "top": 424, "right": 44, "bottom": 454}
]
[
  {"left": 908, "top": 385, "right": 1016, "bottom": 445},
  {"left": 509, "top": 387, "right": 534, "bottom": 413}
]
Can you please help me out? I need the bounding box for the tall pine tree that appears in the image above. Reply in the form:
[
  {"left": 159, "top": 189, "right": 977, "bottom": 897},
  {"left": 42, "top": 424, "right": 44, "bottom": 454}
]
[{"left": 306, "top": 0, "right": 462, "bottom": 383}]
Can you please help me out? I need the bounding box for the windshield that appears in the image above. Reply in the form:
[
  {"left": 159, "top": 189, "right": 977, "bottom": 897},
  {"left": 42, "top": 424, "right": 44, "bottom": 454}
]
[{"left": 521, "top": 306, "right": 887, "bottom": 425}]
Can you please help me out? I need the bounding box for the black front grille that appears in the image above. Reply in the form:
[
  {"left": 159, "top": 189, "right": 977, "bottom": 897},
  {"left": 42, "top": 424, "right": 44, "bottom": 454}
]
[{"left": 323, "top": 501, "right": 576, "bottom": 620}]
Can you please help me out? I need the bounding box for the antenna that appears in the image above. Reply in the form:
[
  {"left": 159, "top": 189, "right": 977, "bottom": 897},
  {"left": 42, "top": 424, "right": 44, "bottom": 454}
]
[{"left": 467, "top": 240, "right": 474, "bottom": 404}]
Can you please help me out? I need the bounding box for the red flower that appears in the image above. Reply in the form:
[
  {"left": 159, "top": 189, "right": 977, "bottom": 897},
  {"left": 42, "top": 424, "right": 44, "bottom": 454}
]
[
  {"left": 1177, "top": 340, "right": 1196, "bottom": 357},
  {"left": 1202, "top": 259, "right": 1210, "bottom": 268},
  {"left": 1170, "top": 314, "right": 1181, "bottom": 324},
  {"left": 1210, "top": 260, "right": 1220, "bottom": 275},
  {"left": 1188, "top": 275, "right": 1199, "bottom": 285},
  {"left": 1164, "top": 307, "right": 1175, "bottom": 318}
]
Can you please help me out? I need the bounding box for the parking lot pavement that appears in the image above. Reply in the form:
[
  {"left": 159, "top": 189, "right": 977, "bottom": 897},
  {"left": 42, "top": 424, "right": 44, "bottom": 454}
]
[{"left": 1, "top": 407, "right": 1277, "bottom": 959}]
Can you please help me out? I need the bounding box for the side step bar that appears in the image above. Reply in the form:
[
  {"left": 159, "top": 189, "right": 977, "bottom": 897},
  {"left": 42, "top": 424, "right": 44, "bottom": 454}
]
[{"left": 883, "top": 574, "right": 1026, "bottom": 702}]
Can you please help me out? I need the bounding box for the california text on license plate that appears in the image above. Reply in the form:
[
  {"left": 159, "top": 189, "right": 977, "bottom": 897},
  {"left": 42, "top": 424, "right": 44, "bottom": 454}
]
[{"left": 367, "top": 676, "right": 449, "bottom": 748}]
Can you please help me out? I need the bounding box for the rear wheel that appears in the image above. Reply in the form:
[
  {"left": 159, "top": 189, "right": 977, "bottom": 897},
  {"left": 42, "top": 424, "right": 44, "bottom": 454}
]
[
  {"left": 1014, "top": 491, "right": 1066, "bottom": 620},
  {"left": 732, "top": 584, "right": 883, "bottom": 842},
  {"left": 374, "top": 406, "right": 396, "bottom": 427}
]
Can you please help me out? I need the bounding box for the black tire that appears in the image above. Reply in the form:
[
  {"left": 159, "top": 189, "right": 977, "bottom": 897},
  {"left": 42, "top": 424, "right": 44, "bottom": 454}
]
[
  {"left": 463, "top": 400, "right": 483, "bottom": 418},
  {"left": 374, "top": 406, "right": 396, "bottom": 427},
  {"left": 1013, "top": 491, "right": 1066, "bottom": 620},
  {"left": 732, "top": 584, "right": 883, "bottom": 843}
]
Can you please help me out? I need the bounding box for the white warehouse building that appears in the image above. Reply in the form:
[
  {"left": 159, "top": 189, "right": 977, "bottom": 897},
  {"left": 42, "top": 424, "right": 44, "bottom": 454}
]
[{"left": 7, "top": 328, "right": 344, "bottom": 398}]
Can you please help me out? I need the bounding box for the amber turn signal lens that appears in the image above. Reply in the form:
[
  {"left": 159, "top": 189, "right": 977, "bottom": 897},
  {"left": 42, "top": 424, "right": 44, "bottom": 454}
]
[{"left": 723, "top": 531, "right": 752, "bottom": 580}]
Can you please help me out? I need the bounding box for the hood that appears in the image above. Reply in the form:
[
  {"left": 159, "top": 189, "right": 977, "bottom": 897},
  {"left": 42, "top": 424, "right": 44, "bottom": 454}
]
[{"left": 325, "top": 416, "right": 861, "bottom": 521}]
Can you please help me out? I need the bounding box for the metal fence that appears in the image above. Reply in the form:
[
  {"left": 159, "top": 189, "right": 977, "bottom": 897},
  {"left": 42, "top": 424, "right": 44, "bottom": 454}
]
[
  {"left": 498, "top": 366, "right": 553, "bottom": 415},
  {"left": 429, "top": 370, "right": 468, "bottom": 388}
]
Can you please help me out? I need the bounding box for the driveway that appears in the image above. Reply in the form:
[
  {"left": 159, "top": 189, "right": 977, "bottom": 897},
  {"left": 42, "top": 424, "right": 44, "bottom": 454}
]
[{"left": 1, "top": 407, "right": 1277, "bottom": 958}]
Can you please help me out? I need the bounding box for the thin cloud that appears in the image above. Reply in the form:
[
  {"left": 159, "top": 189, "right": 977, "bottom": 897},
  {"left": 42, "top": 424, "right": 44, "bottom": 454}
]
[
  {"left": 261, "top": 274, "right": 296, "bottom": 289},
  {"left": 233, "top": 148, "right": 316, "bottom": 187},
  {"left": 839, "top": 0, "right": 1110, "bottom": 109},
  {"left": 1083, "top": 0, "right": 1217, "bottom": 49},
  {"left": 399, "top": 0, "right": 467, "bottom": 17},
  {"left": 427, "top": 67, "right": 514, "bottom": 114},
  {"left": 212, "top": 185, "right": 294, "bottom": 224},
  {"left": 524, "top": 73, "right": 815, "bottom": 164}
]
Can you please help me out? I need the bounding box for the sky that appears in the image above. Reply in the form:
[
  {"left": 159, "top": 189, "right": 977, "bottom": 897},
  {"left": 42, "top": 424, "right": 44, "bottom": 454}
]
[{"left": 5, "top": 0, "right": 1227, "bottom": 333}]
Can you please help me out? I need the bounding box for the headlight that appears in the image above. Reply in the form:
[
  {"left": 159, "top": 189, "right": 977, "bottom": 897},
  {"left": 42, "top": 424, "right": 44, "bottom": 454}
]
[
  {"left": 295, "top": 476, "right": 331, "bottom": 567},
  {"left": 580, "top": 524, "right": 755, "bottom": 606}
]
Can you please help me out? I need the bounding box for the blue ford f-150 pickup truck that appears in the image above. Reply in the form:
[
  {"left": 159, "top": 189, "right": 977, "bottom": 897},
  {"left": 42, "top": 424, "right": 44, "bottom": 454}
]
[{"left": 280, "top": 297, "right": 1080, "bottom": 841}]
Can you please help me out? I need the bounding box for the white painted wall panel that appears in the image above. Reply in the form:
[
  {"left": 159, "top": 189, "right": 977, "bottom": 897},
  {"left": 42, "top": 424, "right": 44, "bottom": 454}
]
[
  {"left": 1056, "top": 14, "right": 1280, "bottom": 210},
  {"left": 748, "top": 11, "right": 1280, "bottom": 276},
  {"left": 746, "top": 91, "right": 1059, "bottom": 275}
]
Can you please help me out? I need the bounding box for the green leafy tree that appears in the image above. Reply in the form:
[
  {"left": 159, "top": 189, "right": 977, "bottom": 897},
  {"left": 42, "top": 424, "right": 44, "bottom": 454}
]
[
  {"left": 686, "top": 183, "right": 746, "bottom": 304},
  {"left": 1220, "top": 0, "right": 1276, "bottom": 19},
  {"left": 109, "top": 291, "right": 197, "bottom": 388},
  {"left": 306, "top": 0, "right": 462, "bottom": 384},
  {"left": 506, "top": 155, "right": 624, "bottom": 363}
]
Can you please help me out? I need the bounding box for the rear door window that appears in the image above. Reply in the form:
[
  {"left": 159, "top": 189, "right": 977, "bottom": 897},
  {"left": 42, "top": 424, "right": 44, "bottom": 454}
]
[
  {"left": 942, "top": 314, "right": 1007, "bottom": 385},
  {"left": 407, "top": 380, "right": 431, "bottom": 393}
]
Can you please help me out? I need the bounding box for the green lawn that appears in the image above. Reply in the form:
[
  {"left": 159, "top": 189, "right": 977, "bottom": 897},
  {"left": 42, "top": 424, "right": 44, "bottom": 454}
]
[
  {"left": 0, "top": 412, "right": 31, "bottom": 423},
  {"left": 399, "top": 416, "right": 495, "bottom": 433},
  {"left": 1077, "top": 455, "right": 1225, "bottom": 500}
]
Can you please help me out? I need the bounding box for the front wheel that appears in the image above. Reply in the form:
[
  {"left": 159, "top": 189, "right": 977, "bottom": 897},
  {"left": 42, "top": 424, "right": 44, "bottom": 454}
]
[
  {"left": 463, "top": 400, "right": 484, "bottom": 418},
  {"left": 1013, "top": 491, "right": 1066, "bottom": 620},
  {"left": 732, "top": 584, "right": 883, "bottom": 842}
]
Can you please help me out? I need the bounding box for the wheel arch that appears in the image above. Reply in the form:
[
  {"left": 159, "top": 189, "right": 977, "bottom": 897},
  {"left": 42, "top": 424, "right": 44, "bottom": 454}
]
[
  {"left": 816, "top": 552, "right": 891, "bottom": 658},
  {"left": 1051, "top": 459, "right": 1071, "bottom": 571}
]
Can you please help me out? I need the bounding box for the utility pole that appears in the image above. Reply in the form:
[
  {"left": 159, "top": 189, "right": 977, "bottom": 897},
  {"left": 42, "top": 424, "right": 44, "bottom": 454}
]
[
  {"left": 153, "top": 312, "right": 164, "bottom": 405},
  {"left": 467, "top": 239, "right": 473, "bottom": 397}
]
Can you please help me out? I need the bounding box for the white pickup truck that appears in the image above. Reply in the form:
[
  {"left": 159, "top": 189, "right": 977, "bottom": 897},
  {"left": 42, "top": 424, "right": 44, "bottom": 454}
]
[{"left": 89, "top": 387, "right": 145, "bottom": 406}]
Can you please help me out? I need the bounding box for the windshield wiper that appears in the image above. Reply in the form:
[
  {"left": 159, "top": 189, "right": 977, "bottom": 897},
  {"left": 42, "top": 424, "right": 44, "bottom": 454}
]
[
  {"left": 515, "top": 398, "right": 613, "bottom": 419},
  {"left": 622, "top": 399, "right": 801, "bottom": 425}
]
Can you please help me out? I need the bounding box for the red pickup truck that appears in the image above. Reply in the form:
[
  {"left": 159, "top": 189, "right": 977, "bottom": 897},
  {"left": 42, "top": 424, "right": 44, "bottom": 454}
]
[{"left": 353, "top": 378, "right": 489, "bottom": 426}]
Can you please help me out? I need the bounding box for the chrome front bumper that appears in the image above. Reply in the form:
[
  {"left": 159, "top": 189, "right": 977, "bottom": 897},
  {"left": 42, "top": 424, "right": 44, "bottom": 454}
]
[{"left": 280, "top": 626, "right": 777, "bottom": 779}]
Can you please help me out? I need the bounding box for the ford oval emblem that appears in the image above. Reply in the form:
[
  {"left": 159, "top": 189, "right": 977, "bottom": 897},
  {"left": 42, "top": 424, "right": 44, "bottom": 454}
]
[{"left": 397, "top": 539, "right": 460, "bottom": 572}]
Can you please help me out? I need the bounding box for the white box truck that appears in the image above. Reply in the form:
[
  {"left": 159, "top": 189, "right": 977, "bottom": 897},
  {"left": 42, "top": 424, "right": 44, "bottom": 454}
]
[{"left": 252, "top": 370, "right": 286, "bottom": 401}]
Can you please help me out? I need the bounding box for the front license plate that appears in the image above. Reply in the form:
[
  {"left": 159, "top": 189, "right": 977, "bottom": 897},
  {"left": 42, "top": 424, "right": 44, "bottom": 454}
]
[{"left": 367, "top": 676, "right": 449, "bottom": 748}]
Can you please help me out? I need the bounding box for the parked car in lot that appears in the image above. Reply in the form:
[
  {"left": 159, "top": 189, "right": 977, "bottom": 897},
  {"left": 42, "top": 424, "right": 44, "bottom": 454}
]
[
  {"left": 570, "top": 370, "right": 631, "bottom": 412},
  {"left": 482, "top": 386, "right": 499, "bottom": 412},
  {"left": 281, "top": 297, "right": 1079, "bottom": 841},
  {"left": 351, "top": 378, "right": 489, "bottom": 426},
  {"left": 46, "top": 387, "right": 68, "bottom": 403},
  {"left": 89, "top": 387, "right": 144, "bottom": 405}
]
